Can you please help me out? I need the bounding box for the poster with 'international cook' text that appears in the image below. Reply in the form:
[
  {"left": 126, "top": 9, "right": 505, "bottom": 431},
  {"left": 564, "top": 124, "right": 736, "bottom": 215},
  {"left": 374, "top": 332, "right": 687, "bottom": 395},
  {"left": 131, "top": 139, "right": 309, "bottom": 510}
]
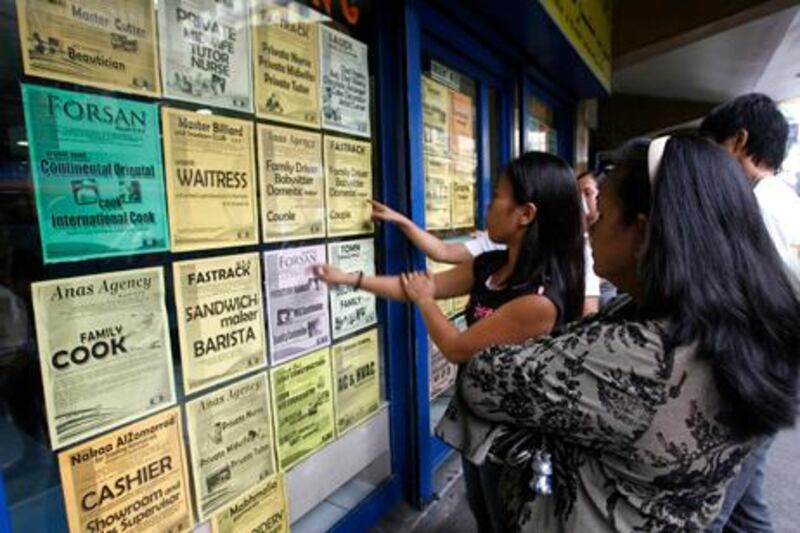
[
  {"left": 257, "top": 124, "right": 325, "bottom": 242},
  {"left": 22, "top": 84, "right": 169, "bottom": 263},
  {"left": 186, "top": 373, "right": 277, "bottom": 520},
  {"left": 270, "top": 348, "right": 335, "bottom": 470},
  {"left": 158, "top": 0, "right": 252, "bottom": 111},
  {"left": 324, "top": 135, "right": 373, "bottom": 237},
  {"left": 328, "top": 239, "right": 377, "bottom": 339},
  {"left": 252, "top": 1, "right": 320, "bottom": 127},
  {"left": 32, "top": 267, "right": 176, "bottom": 450},
  {"left": 173, "top": 253, "right": 266, "bottom": 395},
  {"left": 57, "top": 408, "right": 193, "bottom": 533},
  {"left": 16, "top": 0, "right": 160, "bottom": 96},
  {"left": 263, "top": 245, "right": 331, "bottom": 365},
  {"left": 319, "top": 25, "right": 370, "bottom": 138},
  {"left": 332, "top": 329, "right": 380, "bottom": 435},
  {"left": 162, "top": 107, "right": 258, "bottom": 251},
  {"left": 211, "top": 473, "right": 289, "bottom": 533}
]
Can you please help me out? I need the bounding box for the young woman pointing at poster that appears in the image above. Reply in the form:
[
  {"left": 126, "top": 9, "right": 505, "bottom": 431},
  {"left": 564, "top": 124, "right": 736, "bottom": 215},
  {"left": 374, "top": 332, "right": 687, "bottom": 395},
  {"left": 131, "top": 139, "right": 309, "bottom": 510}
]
[{"left": 313, "top": 152, "right": 585, "bottom": 532}]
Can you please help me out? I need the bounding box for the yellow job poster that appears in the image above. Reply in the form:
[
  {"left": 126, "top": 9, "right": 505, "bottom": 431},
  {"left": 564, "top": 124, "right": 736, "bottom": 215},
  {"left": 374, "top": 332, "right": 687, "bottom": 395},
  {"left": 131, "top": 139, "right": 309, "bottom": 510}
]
[
  {"left": 162, "top": 107, "right": 258, "bottom": 252},
  {"left": 324, "top": 135, "right": 373, "bottom": 237},
  {"left": 328, "top": 238, "right": 377, "bottom": 339},
  {"left": 173, "top": 253, "right": 267, "bottom": 395},
  {"left": 426, "top": 258, "right": 454, "bottom": 317},
  {"left": 422, "top": 76, "right": 449, "bottom": 157},
  {"left": 252, "top": 1, "right": 320, "bottom": 127},
  {"left": 32, "top": 267, "right": 175, "bottom": 450},
  {"left": 424, "top": 154, "right": 451, "bottom": 230},
  {"left": 449, "top": 90, "right": 476, "bottom": 160},
  {"left": 451, "top": 161, "right": 475, "bottom": 230},
  {"left": 332, "top": 329, "right": 380, "bottom": 435},
  {"left": 58, "top": 408, "right": 193, "bottom": 533},
  {"left": 270, "top": 348, "right": 335, "bottom": 471},
  {"left": 258, "top": 124, "right": 325, "bottom": 242},
  {"left": 186, "top": 373, "right": 277, "bottom": 520},
  {"left": 211, "top": 473, "right": 289, "bottom": 533},
  {"left": 16, "top": 0, "right": 160, "bottom": 96}
]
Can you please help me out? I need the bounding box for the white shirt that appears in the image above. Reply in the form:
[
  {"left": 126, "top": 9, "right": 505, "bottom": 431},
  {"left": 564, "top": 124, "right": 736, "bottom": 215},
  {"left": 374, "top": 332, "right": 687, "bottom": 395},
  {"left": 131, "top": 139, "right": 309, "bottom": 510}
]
[
  {"left": 464, "top": 232, "right": 506, "bottom": 257},
  {"left": 754, "top": 177, "right": 800, "bottom": 280},
  {"left": 584, "top": 241, "right": 601, "bottom": 297}
]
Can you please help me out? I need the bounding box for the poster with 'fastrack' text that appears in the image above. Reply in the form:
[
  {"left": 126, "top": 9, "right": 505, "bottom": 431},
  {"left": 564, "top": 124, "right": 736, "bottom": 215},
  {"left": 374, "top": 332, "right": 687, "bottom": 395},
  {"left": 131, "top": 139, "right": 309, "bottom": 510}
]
[{"left": 22, "top": 84, "right": 169, "bottom": 263}]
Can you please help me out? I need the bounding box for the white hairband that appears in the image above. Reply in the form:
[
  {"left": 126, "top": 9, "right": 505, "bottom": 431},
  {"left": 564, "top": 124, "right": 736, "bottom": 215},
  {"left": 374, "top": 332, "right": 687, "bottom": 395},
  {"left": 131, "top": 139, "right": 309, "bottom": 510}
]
[{"left": 647, "top": 136, "right": 670, "bottom": 184}]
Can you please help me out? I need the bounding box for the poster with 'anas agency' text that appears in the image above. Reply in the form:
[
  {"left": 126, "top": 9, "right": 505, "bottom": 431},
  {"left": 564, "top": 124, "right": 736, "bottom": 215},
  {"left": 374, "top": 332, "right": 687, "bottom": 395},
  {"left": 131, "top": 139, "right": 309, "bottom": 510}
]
[{"left": 22, "top": 84, "right": 169, "bottom": 263}]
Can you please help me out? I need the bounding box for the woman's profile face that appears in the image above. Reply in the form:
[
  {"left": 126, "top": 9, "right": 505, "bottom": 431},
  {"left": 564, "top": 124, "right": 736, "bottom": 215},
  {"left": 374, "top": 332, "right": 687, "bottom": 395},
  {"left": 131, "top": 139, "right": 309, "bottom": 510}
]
[
  {"left": 589, "top": 175, "right": 644, "bottom": 289},
  {"left": 486, "top": 175, "right": 524, "bottom": 243}
]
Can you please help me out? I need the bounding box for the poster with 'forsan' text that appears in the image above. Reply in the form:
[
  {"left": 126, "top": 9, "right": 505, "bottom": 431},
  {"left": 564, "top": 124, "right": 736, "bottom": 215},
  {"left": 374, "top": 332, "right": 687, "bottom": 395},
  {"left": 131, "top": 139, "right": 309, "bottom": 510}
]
[
  {"left": 258, "top": 124, "right": 325, "bottom": 242},
  {"left": 186, "top": 373, "right": 277, "bottom": 520},
  {"left": 332, "top": 328, "right": 380, "bottom": 435},
  {"left": 16, "top": 0, "right": 160, "bottom": 96},
  {"left": 253, "top": 1, "right": 320, "bottom": 127},
  {"left": 57, "top": 408, "right": 193, "bottom": 533},
  {"left": 158, "top": 0, "right": 253, "bottom": 111},
  {"left": 270, "top": 348, "right": 335, "bottom": 470},
  {"left": 22, "top": 84, "right": 169, "bottom": 263},
  {"left": 263, "top": 245, "right": 331, "bottom": 365},
  {"left": 319, "top": 25, "right": 370, "bottom": 138},
  {"left": 211, "top": 473, "right": 289, "bottom": 533},
  {"left": 173, "top": 253, "right": 266, "bottom": 395},
  {"left": 32, "top": 267, "right": 176, "bottom": 450},
  {"left": 324, "top": 135, "right": 373, "bottom": 237},
  {"left": 162, "top": 107, "right": 258, "bottom": 251},
  {"left": 328, "top": 239, "right": 376, "bottom": 339}
]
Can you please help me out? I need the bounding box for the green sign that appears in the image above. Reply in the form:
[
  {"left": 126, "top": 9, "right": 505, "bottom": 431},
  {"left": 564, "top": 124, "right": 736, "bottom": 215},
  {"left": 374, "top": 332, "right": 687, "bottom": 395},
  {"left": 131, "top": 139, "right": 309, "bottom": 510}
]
[{"left": 22, "top": 84, "right": 169, "bottom": 262}]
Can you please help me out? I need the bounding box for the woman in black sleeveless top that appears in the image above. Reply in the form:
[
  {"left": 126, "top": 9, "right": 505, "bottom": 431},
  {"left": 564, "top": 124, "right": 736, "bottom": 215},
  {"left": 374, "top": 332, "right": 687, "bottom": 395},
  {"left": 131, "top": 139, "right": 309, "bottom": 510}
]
[{"left": 315, "top": 152, "right": 585, "bottom": 532}]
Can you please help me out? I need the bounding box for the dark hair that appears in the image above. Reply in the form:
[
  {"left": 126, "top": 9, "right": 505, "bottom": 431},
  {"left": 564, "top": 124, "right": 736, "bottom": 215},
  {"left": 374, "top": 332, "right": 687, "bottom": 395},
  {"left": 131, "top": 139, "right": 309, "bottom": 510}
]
[
  {"left": 502, "top": 152, "right": 585, "bottom": 324},
  {"left": 699, "top": 93, "right": 789, "bottom": 171},
  {"left": 610, "top": 136, "right": 800, "bottom": 439}
]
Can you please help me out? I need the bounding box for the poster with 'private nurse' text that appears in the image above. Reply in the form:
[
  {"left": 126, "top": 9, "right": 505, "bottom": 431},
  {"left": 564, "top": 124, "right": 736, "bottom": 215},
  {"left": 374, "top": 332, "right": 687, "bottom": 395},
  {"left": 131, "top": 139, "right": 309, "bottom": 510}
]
[{"left": 22, "top": 84, "right": 169, "bottom": 263}]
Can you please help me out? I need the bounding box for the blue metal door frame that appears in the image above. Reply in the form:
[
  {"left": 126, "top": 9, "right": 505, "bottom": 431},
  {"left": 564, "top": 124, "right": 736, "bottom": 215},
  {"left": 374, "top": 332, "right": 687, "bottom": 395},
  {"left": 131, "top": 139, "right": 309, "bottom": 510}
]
[{"left": 405, "top": 0, "right": 515, "bottom": 505}]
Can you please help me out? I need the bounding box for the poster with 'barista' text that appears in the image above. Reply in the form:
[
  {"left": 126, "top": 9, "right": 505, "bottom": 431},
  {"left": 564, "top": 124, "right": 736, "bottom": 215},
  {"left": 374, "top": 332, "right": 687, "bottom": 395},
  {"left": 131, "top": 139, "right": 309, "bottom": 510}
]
[
  {"left": 58, "top": 408, "right": 193, "bottom": 533},
  {"left": 16, "top": 0, "right": 160, "bottom": 96},
  {"left": 332, "top": 328, "right": 380, "bottom": 435},
  {"left": 186, "top": 373, "right": 277, "bottom": 520},
  {"left": 319, "top": 25, "right": 370, "bottom": 138},
  {"left": 22, "top": 84, "right": 169, "bottom": 263},
  {"left": 158, "top": 0, "right": 253, "bottom": 111},
  {"left": 270, "top": 348, "right": 335, "bottom": 470},
  {"left": 324, "top": 135, "right": 373, "bottom": 237},
  {"left": 328, "top": 239, "right": 377, "bottom": 339},
  {"left": 32, "top": 267, "right": 175, "bottom": 450},
  {"left": 253, "top": 1, "right": 320, "bottom": 127},
  {"left": 173, "top": 253, "right": 266, "bottom": 395},
  {"left": 258, "top": 124, "right": 325, "bottom": 242},
  {"left": 211, "top": 473, "right": 289, "bottom": 533},
  {"left": 263, "top": 245, "right": 331, "bottom": 365},
  {"left": 162, "top": 107, "right": 258, "bottom": 251}
]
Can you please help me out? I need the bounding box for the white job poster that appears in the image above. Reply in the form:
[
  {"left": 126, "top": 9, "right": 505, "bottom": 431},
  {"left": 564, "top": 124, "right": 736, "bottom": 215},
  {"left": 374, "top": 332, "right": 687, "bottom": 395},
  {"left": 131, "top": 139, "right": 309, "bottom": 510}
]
[
  {"left": 319, "top": 25, "right": 370, "bottom": 137},
  {"left": 327, "top": 238, "right": 377, "bottom": 339},
  {"left": 263, "top": 244, "right": 331, "bottom": 365}
]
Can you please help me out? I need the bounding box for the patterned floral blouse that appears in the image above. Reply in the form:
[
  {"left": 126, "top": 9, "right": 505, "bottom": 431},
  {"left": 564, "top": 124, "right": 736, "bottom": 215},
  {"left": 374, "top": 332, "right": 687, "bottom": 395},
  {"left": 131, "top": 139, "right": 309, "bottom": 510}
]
[{"left": 436, "top": 297, "right": 756, "bottom": 532}]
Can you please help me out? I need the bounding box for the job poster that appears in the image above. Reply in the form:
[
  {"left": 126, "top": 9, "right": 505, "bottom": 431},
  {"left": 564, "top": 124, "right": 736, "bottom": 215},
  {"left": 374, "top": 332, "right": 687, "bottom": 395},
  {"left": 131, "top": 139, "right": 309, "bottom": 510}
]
[
  {"left": 16, "top": 0, "right": 160, "bottom": 96},
  {"left": 211, "top": 474, "right": 289, "bottom": 533},
  {"left": 324, "top": 136, "right": 373, "bottom": 237},
  {"left": 319, "top": 25, "right": 370, "bottom": 138},
  {"left": 186, "top": 373, "right": 277, "bottom": 520},
  {"left": 162, "top": 107, "right": 258, "bottom": 251},
  {"left": 257, "top": 124, "right": 325, "bottom": 242},
  {"left": 263, "top": 245, "right": 331, "bottom": 365},
  {"left": 22, "top": 84, "right": 169, "bottom": 263},
  {"left": 422, "top": 76, "right": 449, "bottom": 158},
  {"left": 158, "top": 0, "right": 252, "bottom": 111},
  {"left": 31, "top": 267, "right": 175, "bottom": 449},
  {"left": 424, "top": 154, "right": 451, "bottom": 230},
  {"left": 270, "top": 348, "right": 335, "bottom": 470},
  {"left": 57, "top": 408, "right": 193, "bottom": 533},
  {"left": 253, "top": 1, "right": 320, "bottom": 127},
  {"left": 173, "top": 253, "right": 266, "bottom": 395},
  {"left": 332, "top": 329, "right": 380, "bottom": 435},
  {"left": 328, "top": 239, "right": 376, "bottom": 339}
]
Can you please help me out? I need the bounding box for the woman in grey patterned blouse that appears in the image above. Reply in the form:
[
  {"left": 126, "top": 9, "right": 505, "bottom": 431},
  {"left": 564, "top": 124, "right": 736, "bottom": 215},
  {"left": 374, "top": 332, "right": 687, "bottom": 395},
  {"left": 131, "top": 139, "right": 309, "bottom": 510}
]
[{"left": 418, "top": 136, "right": 800, "bottom": 532}]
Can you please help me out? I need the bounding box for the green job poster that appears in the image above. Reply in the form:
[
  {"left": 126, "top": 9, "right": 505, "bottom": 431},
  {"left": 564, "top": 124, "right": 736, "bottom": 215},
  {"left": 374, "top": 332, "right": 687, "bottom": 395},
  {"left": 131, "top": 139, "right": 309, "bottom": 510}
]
[{"left": 22, "top": 83, "right": 169, "bottom": 262}]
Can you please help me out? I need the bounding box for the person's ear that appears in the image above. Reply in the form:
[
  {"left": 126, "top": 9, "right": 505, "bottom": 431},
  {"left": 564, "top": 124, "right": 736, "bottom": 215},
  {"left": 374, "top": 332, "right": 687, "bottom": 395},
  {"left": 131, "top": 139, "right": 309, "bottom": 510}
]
[
  {"left": 633, "top": 214, "right": 649, "bottom": 258},
  {"left": 733, "top": 128, "right": 749, "bottom": 156},
  {"left": 518, "top": 202, "right": 537, "bottom": 226}
]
